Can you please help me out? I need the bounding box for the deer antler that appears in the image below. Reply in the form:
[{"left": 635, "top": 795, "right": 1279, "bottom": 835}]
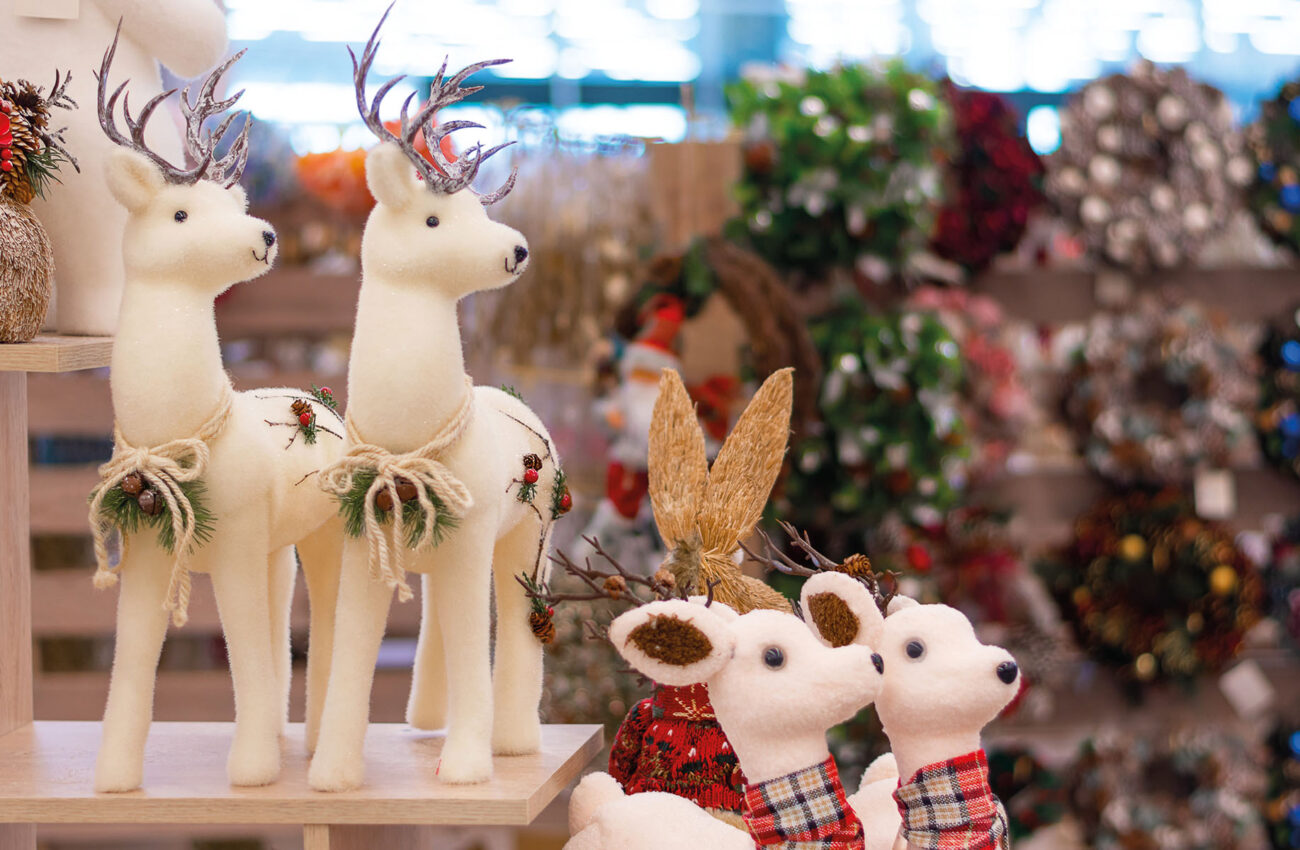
[
  {"left": 741, "top": 521, "right": 900, "bottom": 613},
  {"left": 179, "top": 50, "right": 252, "bottom": 188},
  {"left": 96, "top": 20, "right": 250, "bottom": 187},
  {"left": 36, "top": 69, "right": 79, "bottom": 173},
  {"left": 352, "top": 3, "right": 518, "bottom": 205}
]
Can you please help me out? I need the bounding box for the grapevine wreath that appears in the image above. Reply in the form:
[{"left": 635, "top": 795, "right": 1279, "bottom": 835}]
[
  {"left": 1257, "top": 305, "right": 1300, "bottom": 480},
  {"left": 1047, "top": 61, "right": 1252, "bottom": 272},
  {"left": 1064, "top": 293, "right": 1260, "bottom": 486},
  {"left": 931, "top": 83, "right": 1044, "bottom": 274},
  {"left": 776, "top": 299, "right": 968, "bottom": 556},
  {"left": 1246, "top": 77, "right": 1300, "bottom": 255},
  {"left": 726, "top": 61, "right": 952, "bottom": 284},
  {"left": 1037, "top": 489, "right": 1264, "bottom": 685}
]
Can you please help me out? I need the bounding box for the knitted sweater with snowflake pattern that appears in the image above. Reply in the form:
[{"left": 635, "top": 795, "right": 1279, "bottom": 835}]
[{"left": 608, "top": 682, "right": 747, "bottom": 814}]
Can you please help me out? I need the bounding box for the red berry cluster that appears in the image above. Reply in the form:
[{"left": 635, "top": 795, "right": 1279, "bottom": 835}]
[
  {"left": 0, "top": 100, "right": 13, "bottom": 174},
  {"left": 931, "top": 83, "right": 1044, "bottom": 272}
]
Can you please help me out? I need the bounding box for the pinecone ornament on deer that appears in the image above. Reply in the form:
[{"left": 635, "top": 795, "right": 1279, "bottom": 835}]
[{"left": 0, "top": 71, "right": 77, "bottom": 342}]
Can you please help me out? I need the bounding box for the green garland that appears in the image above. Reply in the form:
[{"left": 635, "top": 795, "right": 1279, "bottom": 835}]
[
  {"left": 93, "top": 477, "right": 215, "bottom": 554},
  {"left": 776, "top": 300, "right": 968, "bottom": 556},
  {"left": 726, "top": 61, "right": 952, "bottom": 281},
  {"left": 23, "top": 144, "right": 69, "bottom": 202},
  {"left": 549, "top": 467, "right": 570, "bottom": 520},
  {"left": 335, "top": 468, "right": 459, "bottom": 548}
]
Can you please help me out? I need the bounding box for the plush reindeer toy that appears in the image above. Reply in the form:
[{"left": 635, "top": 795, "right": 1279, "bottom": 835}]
[
  {"left": 89, "top": 26, "right": 346, "bottom": 792},
  {"left": 308, "top": 6, "right": 566, "bottom": 790}
]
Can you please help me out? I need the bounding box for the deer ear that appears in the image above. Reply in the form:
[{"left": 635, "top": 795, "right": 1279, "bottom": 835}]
[
  {"left": 228, "top": 183, "right": 249, "bottom": 211},
  {"left": 609, "top": 600, "right": 735, "bottom": 687},
  {"left": 887, "top": 595, "right": 920, "bottom": 615},
  {"left": 801, "top": 572, "right": 885, "bottom": 649},
  {"left": 105, "top": 148, "right": 165, "bottom": 213},
  {"left": 366, "top": 142, "right": 418, "bottom": 210}
]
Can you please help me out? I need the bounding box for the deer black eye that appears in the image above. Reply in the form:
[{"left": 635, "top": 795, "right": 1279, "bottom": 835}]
[
  {"left": 426, "top": 215, "right": 439, "bottom": 228},
  {"left": 905, "top": 640, "right": 925, "bottom": 660},
  {"left": 174, "top": 210, "right": 188, "bottom": 223},
  {"left": 762, "top": 647, "right": 785, "bottom": 669}
]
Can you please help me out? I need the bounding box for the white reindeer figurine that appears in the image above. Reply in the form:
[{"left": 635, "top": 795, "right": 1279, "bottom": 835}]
[
  {"left": 566, "top": 572, "right": 886, "bottom": 849},
  {"left": 843, "top": 598, "right": 1019, "bottom": 850},
  {"left": 308, "top": 9, "right": 563, "bottom": 790},
  {"left": 89, "top": 28, "right": 345, "bottom": 792}
]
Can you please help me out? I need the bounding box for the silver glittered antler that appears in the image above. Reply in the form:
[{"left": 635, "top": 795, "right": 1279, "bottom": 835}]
[
  {"left": 39, "top": 69, "right": 79, "bottom": 173},
  {"left": 179, "top": 50, "right": 252, "bottom": 188},
  {"left": 352, "top": 3, "right": 517, "bottom": 205},
  {"left": 96, "top": 20, "right": 250, "bottom": 187}
]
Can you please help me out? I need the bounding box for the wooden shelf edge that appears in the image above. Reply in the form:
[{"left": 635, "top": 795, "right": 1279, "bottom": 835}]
[
  {"left": 0, "top": 721, "right": 602, "bottom": 826},
  {"left": 0, "top": 336, "right": 112, "bottom": 374}
]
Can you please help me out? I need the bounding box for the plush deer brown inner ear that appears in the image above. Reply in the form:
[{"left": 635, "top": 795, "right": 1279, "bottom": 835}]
[
  {"left": 627, "top": 614, "right": 713, "bottom": 666},
  {"left": 807, "top": 592, "right": 859, "bottom": 648}
]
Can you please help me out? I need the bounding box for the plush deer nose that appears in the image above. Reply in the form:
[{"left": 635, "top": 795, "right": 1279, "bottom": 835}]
[
  {"left": 514, "top": 245, "right": 528, "bottom": 263},
  {"left": 871, "top": 653, "right": 884, "bottom": 674},
  {"left": 262, "top": 231, "right": 276, "bottom": 247},
  {"left": 996, "top": 661, "right": 1019, "bottom": 685}
]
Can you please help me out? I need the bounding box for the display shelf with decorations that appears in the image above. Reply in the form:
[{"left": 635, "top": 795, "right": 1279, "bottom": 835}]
[{"left": 0, "top": 338, "right": 601, "bottom": 850}]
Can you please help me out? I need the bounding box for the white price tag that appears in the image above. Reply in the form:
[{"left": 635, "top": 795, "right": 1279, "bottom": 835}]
[
  {"left": 1219, "top": 659, "right": 1274, "bottom": 719},
  {"left": 1194, "top": 468, "right": 1236, "bottom": 519},
  {"left": 15, "top": 0, "right": 79, "bottom": 18}
]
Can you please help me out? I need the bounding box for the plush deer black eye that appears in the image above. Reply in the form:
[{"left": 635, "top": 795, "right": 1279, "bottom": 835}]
[
  {"left": 426, "top": 215, "right": 439, "bottom": 228},
  {"left": 762, "top": 647, "right": 785, "bottom": 669},
  {"left": 905, "top": 640, "right": 925, "bottom": 660},
  {"left": 174, "top": 210, "right": 188, "bottom": 223}
]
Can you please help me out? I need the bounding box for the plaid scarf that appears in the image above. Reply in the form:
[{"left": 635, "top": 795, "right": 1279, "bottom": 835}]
[
  {"left": 893, "top": 750, "right": 1010, "bottom": 850},
  {"left": 743, "top": 756, "right": 865, "bottom": 849}
]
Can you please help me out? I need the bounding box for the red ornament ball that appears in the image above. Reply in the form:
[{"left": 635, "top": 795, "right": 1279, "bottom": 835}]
[
  {"left": 906, "top": 544, "right": 933, "bottom": 573},
  {"left": 298, "top": 411, "right": 313, "bottom": 426},
  {"left": 523, "top": 468, "right": 539, "bottom": 484},
  {"left": 559, "top": 492, "right": 573, "bottom": 512},
  {"left": 0, "top": 161, "right": 11, "bottom": 173},
  {"left": 319, "top": 386, "right": 332, "bottom": 396}
]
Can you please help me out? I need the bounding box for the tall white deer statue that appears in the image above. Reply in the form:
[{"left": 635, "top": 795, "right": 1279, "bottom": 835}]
[
  {"left": 308, "top": 7, "right": 564, "bottom": 790},
  {"left": 89, "top": 26, "right": 345, "bottom": 792}
]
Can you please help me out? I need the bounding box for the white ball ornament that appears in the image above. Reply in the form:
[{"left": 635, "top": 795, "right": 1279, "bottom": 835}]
[
  {"left": 1081, "top": 195, "right": 1111, "bottom": 225},
  {"left": 1089, "top": 155, "right": 1122, "bottom": 187}
]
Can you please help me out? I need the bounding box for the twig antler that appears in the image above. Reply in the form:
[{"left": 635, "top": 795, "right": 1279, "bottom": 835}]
[
  {"left": 741, "top": 520, "right": 900, "bottom": 613},
  {"left": 96, "top": 20, "right": 250, "bottom": 187},
  {"left": 517, "top": 536, "right": 681, "bottom": 608},
  {"left": 351, "top": 2, "right": 517, "bottom": 205}
]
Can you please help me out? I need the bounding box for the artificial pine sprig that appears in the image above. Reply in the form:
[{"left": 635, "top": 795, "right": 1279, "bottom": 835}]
[
  {"left": 550, "top": 466, "right": 572, "bottom": 519},
  {"left": 336, "top": 467, "right": 459, "bottom": 548},
  {"left": 94, "top": 477, "right": 215, "bottom": 554},
  {"left": 310, "top": 384, "right": 339, "bottom": 411},
  {"left": 500, "top": 384, "right": 524, "bottom": 402}
]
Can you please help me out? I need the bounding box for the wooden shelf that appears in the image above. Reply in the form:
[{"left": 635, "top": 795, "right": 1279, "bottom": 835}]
[
  {"left": 0, "top": 721, "right": 602, "bottom": 826},
  {"left": 0, "top": 336, "right": 112, "bottom": 374}
]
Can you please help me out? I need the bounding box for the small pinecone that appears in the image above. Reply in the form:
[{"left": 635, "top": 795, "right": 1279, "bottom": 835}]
[
  {"left": 837, "top": 553, "right": 873, "bottom": 579},
  {"left": 522, "top": 453, "right": 543, "bottom": 471},
  {"left": 1, "top": 112, "right": 38, "bottom": 204},
  {"left": 529, "top": 610, "right": 555, "bottom": 644},
  {"left": 291, "top": 398, "right": 310, "bottom": 416},
  {"left": 653, "top": 568, "right": 676, "bottom": 592},
  {"left": 603, "top": 575, "right": 627, "bottom": 599}
]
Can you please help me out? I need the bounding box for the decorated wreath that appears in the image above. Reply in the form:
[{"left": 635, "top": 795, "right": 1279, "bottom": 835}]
[
  {"left": 1037, "top": 489, "right": 1264, "bottom": 685},
  {"left": 1247, "top": 78, "right": 1300, "bottom": 255},
  {"left": 931, "top": 84, "right": 1043, "bottom": 273},
  {"left": 1064, "top": 293, "right": 1260, "bottom": 486},
  {"left": 777, "top": 300, "right": 968, "bottom": 556},
  {"left": 1047, "top": 62, "right": 1252, "bottom": 272},
  {"left": 905, "top": 286, "right": 1033, "bottom": 481},
  {"left": 1257, "top": 305, "right": 1300, "bottom": 479},
  {"left": 726, "top": 62, "right": 952, "bottom": 283}
]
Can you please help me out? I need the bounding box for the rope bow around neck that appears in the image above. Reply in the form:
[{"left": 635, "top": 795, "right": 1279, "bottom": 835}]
[
  {"left": 319, "top": 378, "right": 476, "bottom": 602},
  {"left": 89, "top": 385, "right": 234, "bottom": 628}
]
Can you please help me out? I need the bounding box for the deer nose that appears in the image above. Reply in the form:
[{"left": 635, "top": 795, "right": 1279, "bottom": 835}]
[
  {"left": 262, "top": 231, "right": 276, "bottom": 247},
  {"left": 996, "top": 661, "right": 1019, "bottom": 685},
  {"left": 514, "top": 245, "right": 528, "bottom": 264},
  {"left": 871, "top": 653, "right": 884, "bottom": 674}
]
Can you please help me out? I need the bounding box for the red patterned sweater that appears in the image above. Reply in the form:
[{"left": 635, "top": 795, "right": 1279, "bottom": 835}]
[{"left": 607, "top": 682, "right": 746, "bottom": 814}]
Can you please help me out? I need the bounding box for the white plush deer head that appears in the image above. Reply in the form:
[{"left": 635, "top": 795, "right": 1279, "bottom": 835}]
[
  {"left": 609, "top": 572, "right": 884, "bottom": 784},
  {"left": 352, "top": 6, "right": 527, "bottom": 298},
  {"left": 96, "top": 23, "right": 276, "bottom": 293}
]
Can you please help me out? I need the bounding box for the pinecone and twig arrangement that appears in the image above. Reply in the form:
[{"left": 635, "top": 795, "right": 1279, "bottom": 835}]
[{"left": 0, "top": 70, "right": 78, "bottom": 343}]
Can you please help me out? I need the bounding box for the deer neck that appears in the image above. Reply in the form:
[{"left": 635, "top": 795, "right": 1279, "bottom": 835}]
[
  {"left": 347, "top": 273, "right": 469, "bottom": 452},
  {"left": 723, "top": 724, "right": 832, "bottom": 786},
  {"left": 887, "top": 728, "right": 984, "bottom": 784},
  {"left": 110, "top": 278, "right": 230, "bottom": 448}
]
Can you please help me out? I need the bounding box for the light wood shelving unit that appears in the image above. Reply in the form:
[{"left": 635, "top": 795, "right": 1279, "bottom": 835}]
[{"left": 0, "top": 335, "right": 603, "bottom": 850}]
